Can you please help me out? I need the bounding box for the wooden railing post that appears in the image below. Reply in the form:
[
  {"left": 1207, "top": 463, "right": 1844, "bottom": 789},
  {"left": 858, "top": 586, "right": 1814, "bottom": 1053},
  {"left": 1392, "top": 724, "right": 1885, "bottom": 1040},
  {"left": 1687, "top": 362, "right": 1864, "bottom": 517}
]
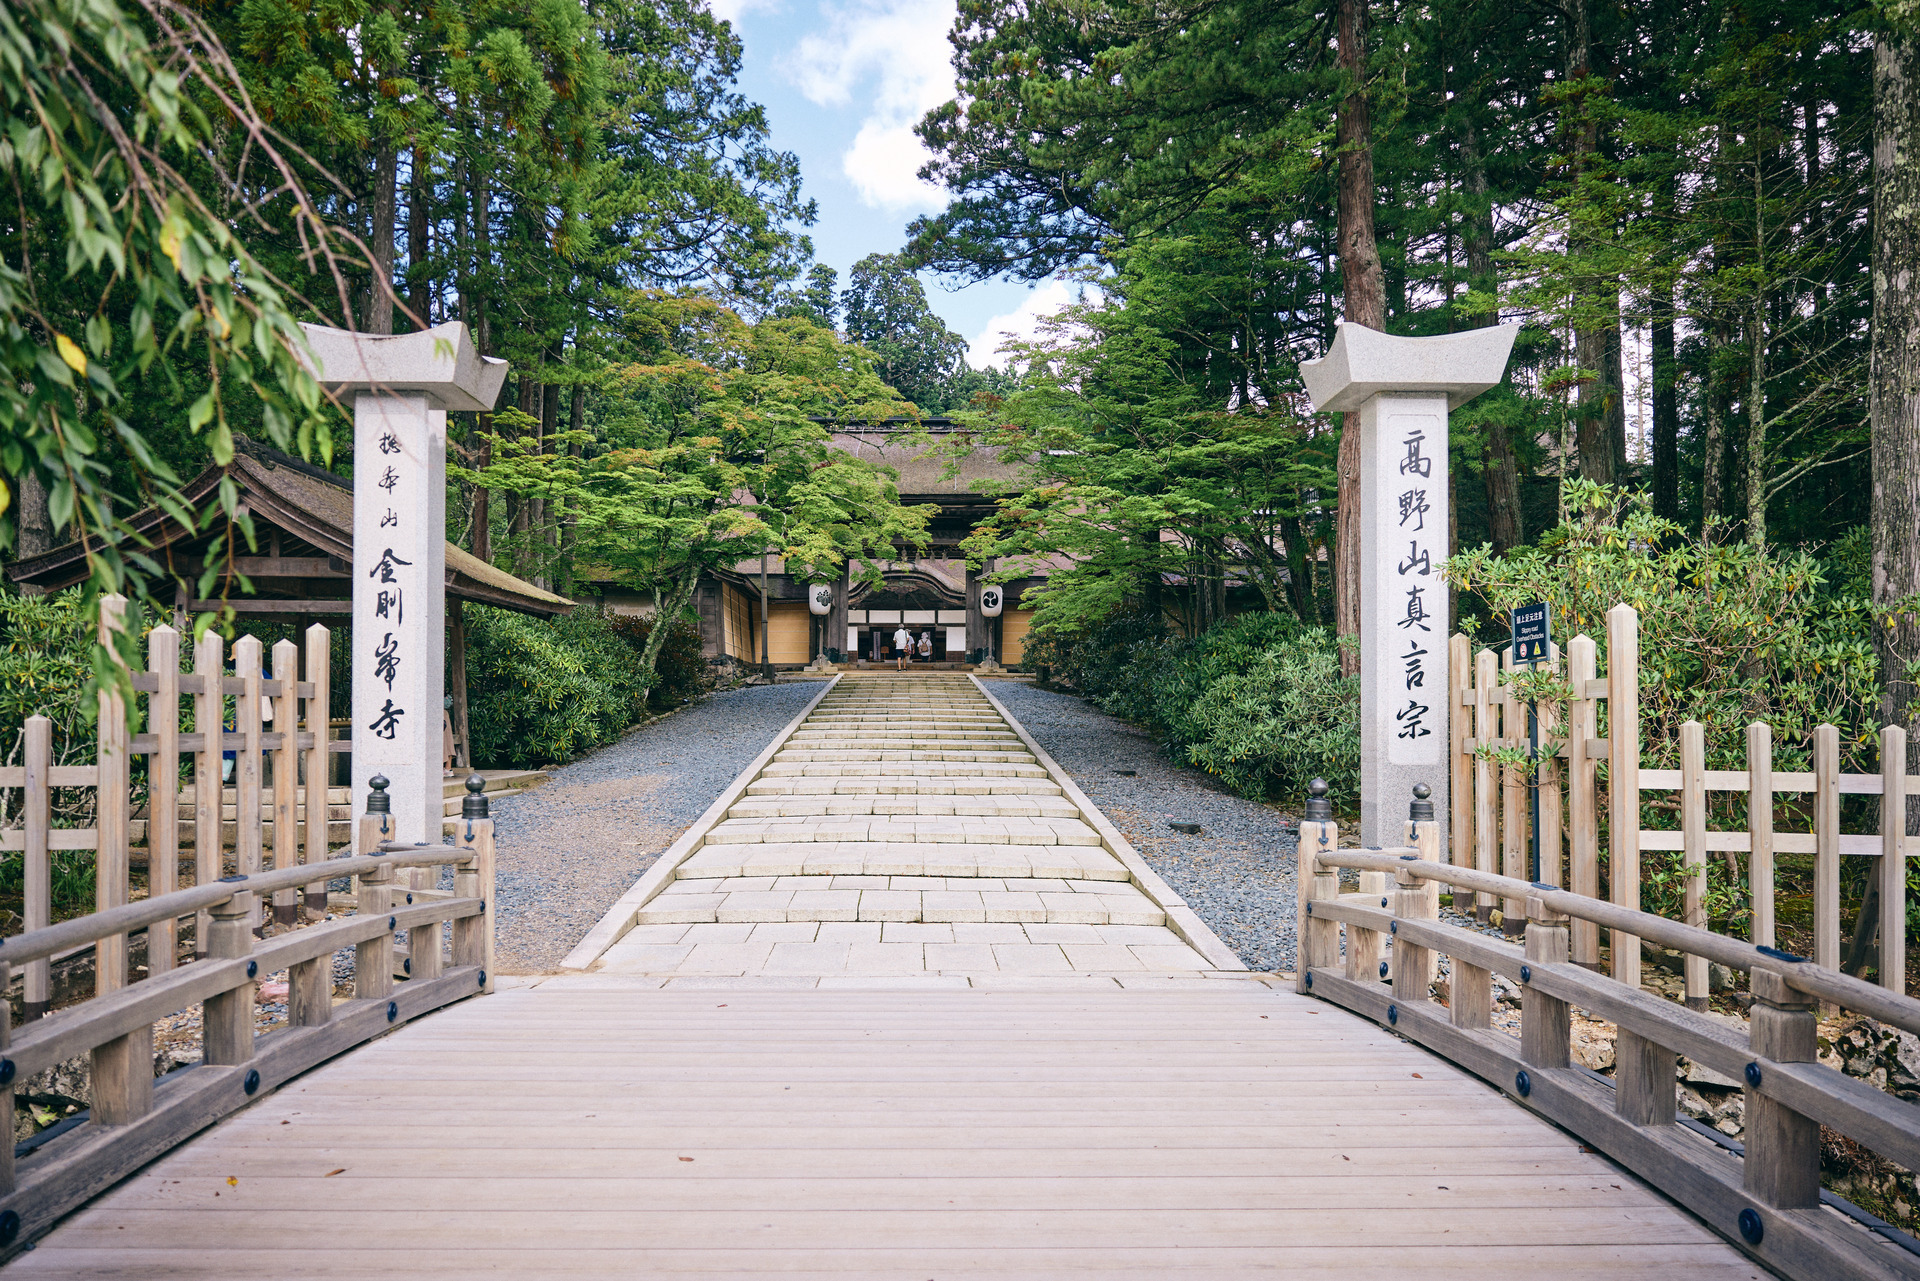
[
  {"left": 271, "top": 639, "right": 299, "bottom": 928},
  {"left": 1537, "top": 642, "right": 1564, "bottom": 890},
  {"left": 1607, "top": 603, "right": 1641, "bottom": 989},
  {"left": 22, "top": 716, "right": 51, "bottom": 1020},
  {"left": 1882, "top": 724, "right": 1908, "bottom": 993},
  {"left": 1744, "top": 968, "right": 1821, "bottom": 1209},
  {"left": 148, "top": 625, "right": 180, "bottom": 976},
  {"left": 193, "top": 630, "right": 225, "bottom": 960},
  {"left": 95, "top": 594, "right": 130, "bottom": 995},
  {"left": 1392, "top": 786, "right": 1439, "bottom": 1003},
  {"left": 1748, "top": 722, "right": 1775, "bottom": 950},
  {"left": 1567, "top": 634, "right": 1600, "bottom": 967},
  {"left": 1473, "top": 647, "right": 1499, "bottom": 923},
  {"left": 1296, "top": 778, "right": 1338, "bottom": 996},
  {"left": 452, "top": 775, "right": 495, "bottom": 994},
  {"left": 1814, "top": 723, "right": 1841, "bottom": 975},
  {"left": 303, "top": 624, "right": 331, "bottom": 918},
  {"left": 202, "top": 890, "right": 257, "bottom": 1067},
  {"left": 356, "top": 778, "right": 396, "bottom": 1002},
  {"left": 1448, "top": 632, "right": 1472, "bottom": 909},
  {"left": 234, "top": 636, "right": 265, "bottom": 933},
  {"left": 1521, "top": 894, "right": 1571, "bottom": 1070},
  {"left": 1499, "top": 647, "right": 1526, "bottom": 935},
  {"left": 1680, "top": 720, "right": 1709, "bottom": 1010},
  {"left": 0, "top": 959, "right": 13, "bottom": 1194},
  {"left": 1615, "top": 1026, "right": 1677, "bottom": 1127}
]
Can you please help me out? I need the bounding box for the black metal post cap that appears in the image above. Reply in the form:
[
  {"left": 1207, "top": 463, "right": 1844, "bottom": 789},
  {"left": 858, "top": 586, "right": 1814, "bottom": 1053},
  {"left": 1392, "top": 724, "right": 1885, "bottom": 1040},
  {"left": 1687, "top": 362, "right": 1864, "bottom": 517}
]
[
  {"left": 1378, "top": 960, "right": 1390, "bottom": 979},
  {"left": 462, "top": 773, "right": 490, "bottom": 820},
  {"left": 477, "top": 969, "right": 486, "bottom": 986},
  {"left": 1303, "top": 971, "right": 1313, "bottom": 990},
  {"left": 1744, "top": 1062, "right": 1762, "bottom": 1088},
  {"left": 0, "top": 1059, "right": 15, "bottom": 1086},
  {"left": 1387, "top": 1004, "right": 1398, "bottom": 1026},
  {"left": 1739, "top": 1208, "right": 1764, "bottom": 1245},
  {"left": 243, "top": 1068, "right": 260, "bottom": 1096},
  {"left": 1514, "top": 1069, "right": 1532, "bottom": 1098},
  {"left": 246, "top": 961, "right": 257, "bottom": 979},
  {"left": 0, "top": 1209, "right": 19, "bottom": 1245},
  {"left": 1409, "top": 782, "right": 1435, "bottom": 823},
  {"left": 1520, "top": 964, "right": 1532, "bottom": 984},
  {"left": 1303, "top": 778, "right": 1332, "bottom": 823},
  {"left": 386, "top": 1001, "right": 398, "bottom": 1023},
  {"left": 366, "top": 774, "right": 392, "bottom": 814}
]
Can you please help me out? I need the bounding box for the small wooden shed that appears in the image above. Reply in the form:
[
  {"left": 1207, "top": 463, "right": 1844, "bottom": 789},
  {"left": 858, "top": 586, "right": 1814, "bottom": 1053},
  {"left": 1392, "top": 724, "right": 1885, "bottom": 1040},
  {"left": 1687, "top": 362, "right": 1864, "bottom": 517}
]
[{"left": 8, "top": 437, "right": 572, "bottom": 765}]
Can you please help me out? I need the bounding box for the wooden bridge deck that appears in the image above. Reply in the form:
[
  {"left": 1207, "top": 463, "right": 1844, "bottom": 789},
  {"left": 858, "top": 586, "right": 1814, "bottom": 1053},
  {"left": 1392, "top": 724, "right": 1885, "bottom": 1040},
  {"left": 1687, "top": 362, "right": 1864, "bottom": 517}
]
[{"left": 12, "top": 675, "right": 1758, "bottom": 1277}]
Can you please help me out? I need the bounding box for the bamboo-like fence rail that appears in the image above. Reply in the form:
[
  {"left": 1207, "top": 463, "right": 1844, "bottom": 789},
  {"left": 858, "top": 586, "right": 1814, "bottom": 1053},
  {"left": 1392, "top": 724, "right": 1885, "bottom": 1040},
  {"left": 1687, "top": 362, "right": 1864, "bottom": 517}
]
[
  {"left": 1450, "top": 601, "right": 1917, "bottom": 1002},
  {"left": 0, "top": 594, "right": 497, "bottom": 1258},
  {"left": 1300, "top": 791, "right": 1920, "bottom": 1280}
]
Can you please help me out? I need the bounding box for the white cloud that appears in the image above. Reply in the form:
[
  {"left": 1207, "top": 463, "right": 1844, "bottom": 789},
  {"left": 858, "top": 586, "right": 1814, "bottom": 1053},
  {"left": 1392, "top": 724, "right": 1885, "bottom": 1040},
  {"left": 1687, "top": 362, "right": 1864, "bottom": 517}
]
[
  {"left": 788, "top": 0, "right": 955, "bottom": 212},
  {"left": 708, "top": 0, "right": 780, "bottom": 25},
  {"left": 967, "top": 279, "right": 1077, "bottom": 370}
]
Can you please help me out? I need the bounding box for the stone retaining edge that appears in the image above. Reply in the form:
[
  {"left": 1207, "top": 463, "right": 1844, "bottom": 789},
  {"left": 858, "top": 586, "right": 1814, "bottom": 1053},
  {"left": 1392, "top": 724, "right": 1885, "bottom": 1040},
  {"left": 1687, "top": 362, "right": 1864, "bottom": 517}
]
[
  {"left": 968, "top": 676, "right": 1249, "bottom": 973},
  {"left": 558, "top": 675, "right": 843, "bottom": 971}
]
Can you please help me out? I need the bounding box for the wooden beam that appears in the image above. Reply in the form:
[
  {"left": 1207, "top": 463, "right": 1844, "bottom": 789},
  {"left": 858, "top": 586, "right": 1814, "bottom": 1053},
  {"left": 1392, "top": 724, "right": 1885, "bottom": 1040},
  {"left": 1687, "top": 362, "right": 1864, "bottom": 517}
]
[
  {"left": 189, "top": 600, "right": 351, "bottom": 613},
  {"left": 217, "top": 557, "right": 349, "bottom": 577}
]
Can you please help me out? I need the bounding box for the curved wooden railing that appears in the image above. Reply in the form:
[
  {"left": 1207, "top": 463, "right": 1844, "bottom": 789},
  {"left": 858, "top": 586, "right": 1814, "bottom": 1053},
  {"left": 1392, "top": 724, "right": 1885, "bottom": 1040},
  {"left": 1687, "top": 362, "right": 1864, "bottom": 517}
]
[
  {"left": 1298, "top": 801, "right": 1920, "bottom": 1281},
  {"left": 0, "top": 816, "right": 495, "bottom": 1258}
]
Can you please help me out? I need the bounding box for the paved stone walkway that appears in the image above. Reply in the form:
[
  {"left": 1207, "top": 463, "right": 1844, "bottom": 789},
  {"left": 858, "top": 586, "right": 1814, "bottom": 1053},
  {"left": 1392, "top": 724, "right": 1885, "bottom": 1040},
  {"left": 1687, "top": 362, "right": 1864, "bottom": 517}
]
[{"left": 595, "top": 674, "right": 1242, "bottom": 986}]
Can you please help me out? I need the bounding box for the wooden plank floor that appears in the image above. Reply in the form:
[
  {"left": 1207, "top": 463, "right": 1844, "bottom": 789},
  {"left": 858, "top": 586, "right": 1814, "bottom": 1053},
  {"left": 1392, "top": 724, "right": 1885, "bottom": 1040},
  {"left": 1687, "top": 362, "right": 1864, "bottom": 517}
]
[
  {"left": 12, "top": 674, "right": 1760, "bottom": 1276},
  {"left": 14, "top": 985, "right": 1761, "bottom": 1278}
]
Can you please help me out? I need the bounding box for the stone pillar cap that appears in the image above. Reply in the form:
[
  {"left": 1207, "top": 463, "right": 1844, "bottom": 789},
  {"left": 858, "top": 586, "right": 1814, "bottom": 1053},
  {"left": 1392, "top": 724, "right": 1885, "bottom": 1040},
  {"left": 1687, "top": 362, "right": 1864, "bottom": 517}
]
[
  {"left": 299, "top": 321, "right": 508, "bottom": 413},
  {"left": 1301, "top": 321, "right": 1520, "bottom": 414}
]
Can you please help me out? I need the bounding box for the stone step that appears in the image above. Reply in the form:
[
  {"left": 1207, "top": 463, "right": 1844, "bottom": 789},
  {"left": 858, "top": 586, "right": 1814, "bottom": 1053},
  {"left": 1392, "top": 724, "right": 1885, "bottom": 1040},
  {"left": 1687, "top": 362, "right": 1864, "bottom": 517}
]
[
  {"left": 704, "top": 815, "right": 1101, "bottom": 847},
  {"left": 637, "top": 875, "right": 1164, "bottom": 927},
  {"left": 790, "top": 728, "right": 1020, "bottom": 741},
  {"left": 758, "top": 761, "right": 1049, "bottom": 778},
  {"left": 726, "top": 794, "right": 1081, "bottom": 820},
  {"left": 771, "top": 750, "right": 1038, "bottom": 764},
  {"left": 745, "top": 777, "right": 1062, "bottom": 797},
  {"left": 677, "top": 841, "right": 1128, "bottom": 881}
]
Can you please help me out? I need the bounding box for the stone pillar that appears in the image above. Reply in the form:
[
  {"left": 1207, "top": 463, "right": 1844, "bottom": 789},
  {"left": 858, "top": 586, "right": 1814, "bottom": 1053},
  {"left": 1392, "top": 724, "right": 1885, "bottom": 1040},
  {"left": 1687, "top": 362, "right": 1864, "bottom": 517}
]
[
  {"left": 301, "top": 322, "right": 506, "bottom": 844},
  {"left": 1302, "top": 322, "right": 1518, "bottom": 849}
]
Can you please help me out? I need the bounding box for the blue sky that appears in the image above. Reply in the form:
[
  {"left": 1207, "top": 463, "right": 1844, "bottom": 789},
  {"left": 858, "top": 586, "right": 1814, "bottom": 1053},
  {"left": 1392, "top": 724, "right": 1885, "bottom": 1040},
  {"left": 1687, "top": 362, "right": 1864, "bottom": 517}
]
[{"left": 712, "top": 0, "right": 1074, "bottom": 368}]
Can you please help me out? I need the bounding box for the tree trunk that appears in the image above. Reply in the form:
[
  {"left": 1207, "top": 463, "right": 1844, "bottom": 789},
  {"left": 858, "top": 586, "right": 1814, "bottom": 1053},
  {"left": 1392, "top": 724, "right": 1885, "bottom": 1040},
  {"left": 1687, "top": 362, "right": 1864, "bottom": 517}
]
[
  {"left": 1606, "top": 313, "right": 1628, "bottom": 478},
  {"left": 469, "top": 424, "right": 492, "bottom": 562},
  {"left": 1277, "top": 512, "right": 1318, "bottom": 625},
  {"left": 1873, "top": 24, "right": 1920, "bottom": 750},
  {"left": 638, "top": 571, "right": 701, "bottom": 683},
  {"left": 16, "top": 470, "right": 51, "bottom": 561},
  {"left": 559, "top": 382, "right": 584, "bottom": 594},
  {"left": 367, "top": 141, "right": 397, "bottom": 335},
  {"left": 1484, "top": 425, "right": 1525, "bottom": 553},
  {"left": 1334, "top": 0, "right": 1383, "bottom": 678},
  {"left": 1461, "top": 114, "right": 1523, "bottom": 552},
  {"left": 1745, "top": 299, "right": 1769, "bottom": 548},
  {"left": 1565, "top": 0, "right": 1614, "bottom": 485},
  {"left": 1651, "top": 283, "right": 1680, "bottom": 521},
  {"left": 407, "top": 146, "right": 431, "bottom": 329},
  {"left": 1703, "top": 317, "right": 1731, "bottom": 533}
]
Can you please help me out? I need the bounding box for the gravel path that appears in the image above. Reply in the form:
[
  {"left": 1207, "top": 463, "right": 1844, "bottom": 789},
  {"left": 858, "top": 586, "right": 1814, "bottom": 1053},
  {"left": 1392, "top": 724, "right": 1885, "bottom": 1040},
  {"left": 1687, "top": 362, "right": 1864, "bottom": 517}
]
[
  {"left": 486, "top": 681, "right": 825, "bottom": 972},
  {"left": 988, "top": 682, "right": 1300, "bottom": 973}
]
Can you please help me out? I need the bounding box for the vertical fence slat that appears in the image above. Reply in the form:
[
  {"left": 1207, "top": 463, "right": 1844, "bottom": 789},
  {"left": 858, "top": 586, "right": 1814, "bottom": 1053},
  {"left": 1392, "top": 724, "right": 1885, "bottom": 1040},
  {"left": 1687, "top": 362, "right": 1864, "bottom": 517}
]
[
  {"left": 1473, "top": 647, "right": 1498, "bottom": 921},
  {"left": 304, "top": 624, "right": 331, "bottom": 915},
  {"left": 1680, "top": 720, "right": 1708, "bottom": 1009},
  {"left": 1814, "top": 723, "right": 1841, "bottom": 974},
  {"left": 22, "top": 716, "right": 50, "bottom": 1019},
  {"left": 1295, "top": 814, "right": 1339, "bottom": 994},
  {"left": 1883, "top": 724, "right": 1908, "bottom": 994},
  {"left": 1536, "top": 642, "right": 1564, "bottom": 890},
  {"left": 1607, "top": 603, "right": 1641, "bottom": 988},
  {"left": 271, "top": 639, "right": 299, "bottom": 929},
  {"left": 1748, "top": 722, "right": 1775, "bottom": 950},
  {"left": 235, "top": 636, "right": 264, "bottom": 931},
  {"left": 1448, "top": 632, "right": 1472, "bottom": 902},
  {"left": 94, "top": 594, "right": 130, "bottom": 996},
  {"left": 1499, "top": 647, "right": 1526, "bottom": 932},
  {"left": 1567, "top": 634, "right": 1600, "bottom": 967},
  {"left": 192, "top": 630, "right": 224, "bottom": 959},
  {"left": 148, "top": 625, "right": 180, "bottom": 977}
]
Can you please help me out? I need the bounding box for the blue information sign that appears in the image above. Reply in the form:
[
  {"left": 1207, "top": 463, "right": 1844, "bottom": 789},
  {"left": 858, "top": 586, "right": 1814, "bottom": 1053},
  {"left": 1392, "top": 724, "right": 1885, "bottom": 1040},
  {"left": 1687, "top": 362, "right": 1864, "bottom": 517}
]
[{"left": 1511, "top": 601, "right": 1550, "bottom": 664}]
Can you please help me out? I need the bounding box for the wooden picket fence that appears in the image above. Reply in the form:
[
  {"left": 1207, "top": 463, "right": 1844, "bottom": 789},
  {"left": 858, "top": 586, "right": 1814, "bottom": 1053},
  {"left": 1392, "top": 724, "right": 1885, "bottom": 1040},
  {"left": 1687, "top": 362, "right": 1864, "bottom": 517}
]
[{"left": 1451, "top": 601, "right": 1917, "bottom": 1002}]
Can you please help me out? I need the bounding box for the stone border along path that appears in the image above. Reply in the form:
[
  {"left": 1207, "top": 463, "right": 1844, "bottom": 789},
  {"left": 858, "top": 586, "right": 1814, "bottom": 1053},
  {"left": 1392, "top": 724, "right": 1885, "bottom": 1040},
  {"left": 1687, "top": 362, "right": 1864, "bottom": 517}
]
[{"left": 572, "top": 672, "right": 1248, "bottom": 986}]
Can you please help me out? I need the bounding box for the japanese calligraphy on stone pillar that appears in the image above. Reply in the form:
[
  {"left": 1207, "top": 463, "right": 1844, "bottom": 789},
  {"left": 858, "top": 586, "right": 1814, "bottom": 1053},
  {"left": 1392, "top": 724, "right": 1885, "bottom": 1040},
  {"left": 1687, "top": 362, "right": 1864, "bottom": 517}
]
[{"left": 1374, "top": 409, "right": 1449, "bottom": 767}]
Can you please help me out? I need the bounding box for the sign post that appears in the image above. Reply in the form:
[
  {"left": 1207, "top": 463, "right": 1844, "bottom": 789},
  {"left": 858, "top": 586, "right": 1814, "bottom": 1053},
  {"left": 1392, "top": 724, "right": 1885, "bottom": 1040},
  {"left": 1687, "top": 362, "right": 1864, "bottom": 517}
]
[
  {"left": 1511, "top": 601, "right": 1550, "bottom": 882},
  {"left": 301, "top": 323, "right": 507, "bottom": 844},
  {"left": 1301, "top": 323, "right": 1519, "bottom": 849}
]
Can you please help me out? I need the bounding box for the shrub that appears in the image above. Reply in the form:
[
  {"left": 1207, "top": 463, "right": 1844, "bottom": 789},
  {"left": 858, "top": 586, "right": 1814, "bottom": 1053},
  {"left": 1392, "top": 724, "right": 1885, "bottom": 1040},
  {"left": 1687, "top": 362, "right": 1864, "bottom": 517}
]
[
  {"left": 605, "top": 613, "right": 711, "bottom": 710},
  {"left": 1030, "top": 607, "right": 1357, "bottom": 805},
  {"left": 464, "top": 607, "right": 653, "bottom": 769}
]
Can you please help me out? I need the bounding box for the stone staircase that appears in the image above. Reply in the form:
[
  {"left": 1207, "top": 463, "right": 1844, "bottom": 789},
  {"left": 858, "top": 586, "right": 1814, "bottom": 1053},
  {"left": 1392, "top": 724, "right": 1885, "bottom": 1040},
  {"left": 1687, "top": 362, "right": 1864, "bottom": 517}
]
[{"left": 597, "top": 674, "right": 1227, "bottom": 982}]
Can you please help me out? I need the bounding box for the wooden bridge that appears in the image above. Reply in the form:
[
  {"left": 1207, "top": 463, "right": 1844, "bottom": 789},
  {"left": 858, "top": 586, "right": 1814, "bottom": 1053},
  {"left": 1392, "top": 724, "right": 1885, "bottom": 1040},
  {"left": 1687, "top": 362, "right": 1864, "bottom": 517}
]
[{"left": 0, "top": 652, "right": 1914, "bottom": 1276}]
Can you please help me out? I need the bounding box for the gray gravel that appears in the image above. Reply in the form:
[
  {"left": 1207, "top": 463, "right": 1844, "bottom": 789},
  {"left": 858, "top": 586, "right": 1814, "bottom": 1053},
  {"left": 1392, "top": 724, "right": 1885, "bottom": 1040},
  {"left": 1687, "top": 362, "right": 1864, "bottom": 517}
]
[
  {"left": 485, "top": 681, "right": 825, "bottom": 972},
  {"left": 989, "top": 682, "right": 1300, "bottom": 973}
]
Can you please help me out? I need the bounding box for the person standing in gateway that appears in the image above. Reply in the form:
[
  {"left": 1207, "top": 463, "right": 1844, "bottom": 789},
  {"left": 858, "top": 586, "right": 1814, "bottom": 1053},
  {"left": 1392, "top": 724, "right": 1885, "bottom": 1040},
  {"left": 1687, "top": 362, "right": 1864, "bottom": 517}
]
[{"left": 893, "top": 623, "right": 912, "bottom": 671}]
